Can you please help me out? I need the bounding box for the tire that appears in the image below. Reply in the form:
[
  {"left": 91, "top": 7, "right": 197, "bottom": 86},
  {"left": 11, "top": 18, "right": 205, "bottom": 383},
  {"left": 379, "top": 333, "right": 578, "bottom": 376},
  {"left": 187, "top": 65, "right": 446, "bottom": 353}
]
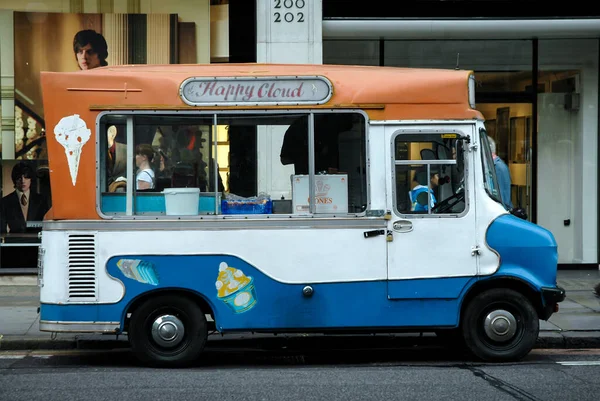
[
  {"left": 461, "top": 288, "right": 539, "bottom": 362},
  {"left": 129, "top": 294, "right": 208, "bottom": 367}
]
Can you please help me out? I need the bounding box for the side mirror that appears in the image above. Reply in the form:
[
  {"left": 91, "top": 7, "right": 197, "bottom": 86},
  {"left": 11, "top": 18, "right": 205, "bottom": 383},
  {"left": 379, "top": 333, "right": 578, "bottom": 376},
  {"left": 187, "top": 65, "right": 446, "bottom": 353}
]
[{"left": 510, "top": 207, "right": 528, "bottom": 220}]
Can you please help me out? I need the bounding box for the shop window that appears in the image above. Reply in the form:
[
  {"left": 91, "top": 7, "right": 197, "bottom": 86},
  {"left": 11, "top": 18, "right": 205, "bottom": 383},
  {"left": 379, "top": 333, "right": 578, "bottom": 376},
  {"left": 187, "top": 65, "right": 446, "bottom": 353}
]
[
  {"left": 394, "top": 133, "right": 466, "bottom": 215},
  {"left": 98, "top": 112, "right": 367, "bottom": 217}
]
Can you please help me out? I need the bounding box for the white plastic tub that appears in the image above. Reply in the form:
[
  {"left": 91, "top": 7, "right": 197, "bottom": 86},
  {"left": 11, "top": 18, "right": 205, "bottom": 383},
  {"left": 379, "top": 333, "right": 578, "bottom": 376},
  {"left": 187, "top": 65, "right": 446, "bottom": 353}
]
[{"left": 163, "top": 188, "right": 200, "bottom": 215}]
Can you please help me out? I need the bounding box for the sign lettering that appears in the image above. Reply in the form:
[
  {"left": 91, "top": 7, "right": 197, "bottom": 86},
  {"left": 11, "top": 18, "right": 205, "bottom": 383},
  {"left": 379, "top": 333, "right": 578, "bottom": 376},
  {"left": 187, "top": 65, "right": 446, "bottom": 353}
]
[{"left": 180, "top": 77, "right": 332, "bottom": 106}]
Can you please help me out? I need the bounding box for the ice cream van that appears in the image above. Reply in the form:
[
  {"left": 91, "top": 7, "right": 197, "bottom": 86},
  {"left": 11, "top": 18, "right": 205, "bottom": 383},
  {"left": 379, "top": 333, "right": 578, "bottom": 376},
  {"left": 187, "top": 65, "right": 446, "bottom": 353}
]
[{"left": 37, "top": 63, "right": 565, "bottom": 367}]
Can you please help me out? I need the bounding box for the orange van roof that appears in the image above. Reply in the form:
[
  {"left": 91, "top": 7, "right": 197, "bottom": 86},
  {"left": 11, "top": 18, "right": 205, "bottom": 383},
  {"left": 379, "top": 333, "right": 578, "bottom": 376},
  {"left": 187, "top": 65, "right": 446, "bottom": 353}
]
[
  {"left": 41, "top": 63, "right": 482, "bottom": 120},
  {"left": 40, "top": 63, "right": 482, "bottom": 221}
]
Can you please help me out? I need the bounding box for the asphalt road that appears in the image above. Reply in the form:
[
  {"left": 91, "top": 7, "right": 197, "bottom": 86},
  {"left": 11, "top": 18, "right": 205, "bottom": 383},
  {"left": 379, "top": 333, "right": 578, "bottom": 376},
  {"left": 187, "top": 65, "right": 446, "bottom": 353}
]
[{"left": 1, "top": 347, "right": 600, "bottom": 401}]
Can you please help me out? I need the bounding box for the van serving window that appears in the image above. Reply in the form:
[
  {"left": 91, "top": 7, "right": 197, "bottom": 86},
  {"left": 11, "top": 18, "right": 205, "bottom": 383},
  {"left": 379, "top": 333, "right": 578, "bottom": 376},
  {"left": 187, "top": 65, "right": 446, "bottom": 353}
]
[
  {"left": 98, "top": 111, "right": 367, "bottom": 217},
  {"left": 394, "top": 133, "right": 467, "bottom": 215}
]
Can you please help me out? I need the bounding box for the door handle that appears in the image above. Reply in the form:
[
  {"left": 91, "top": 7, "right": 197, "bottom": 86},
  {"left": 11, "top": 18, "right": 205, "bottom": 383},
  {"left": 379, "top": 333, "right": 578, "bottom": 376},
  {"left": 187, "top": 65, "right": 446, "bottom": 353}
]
[
  {"left": 364, "top": 229, "right": 385, "bottom": 238},
  {"left": 393, "top": 220, "right": 413, "bottom": 233}
]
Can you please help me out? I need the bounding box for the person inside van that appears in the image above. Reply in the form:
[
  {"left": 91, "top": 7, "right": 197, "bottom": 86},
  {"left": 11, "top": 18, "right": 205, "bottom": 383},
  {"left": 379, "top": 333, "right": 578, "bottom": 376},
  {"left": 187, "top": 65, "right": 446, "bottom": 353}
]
[
  {"left": 488, "top": 137, "right": 513, "bottom": 210},
  {"left": 280, "top": 114, "right": 354, "bottom": 174},
  {"left": 135, "top": 144, "right": 156, "bottom": 190},
  {"left": 409, "top": 168, "right": 439, "bottom": 212}
]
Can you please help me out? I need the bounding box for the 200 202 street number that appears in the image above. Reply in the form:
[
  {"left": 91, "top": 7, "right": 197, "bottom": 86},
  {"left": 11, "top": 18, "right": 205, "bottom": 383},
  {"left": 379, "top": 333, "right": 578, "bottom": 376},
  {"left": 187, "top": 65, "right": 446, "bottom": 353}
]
[{"left": 274, "top": 0, "right": 305, "bottom": 23}]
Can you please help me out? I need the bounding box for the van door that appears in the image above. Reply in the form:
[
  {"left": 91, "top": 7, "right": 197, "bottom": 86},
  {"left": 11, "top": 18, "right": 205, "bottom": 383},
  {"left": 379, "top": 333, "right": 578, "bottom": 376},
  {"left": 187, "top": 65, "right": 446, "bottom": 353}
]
[{"left": 385, "top": 124, "right": 478, "bottom": 299}]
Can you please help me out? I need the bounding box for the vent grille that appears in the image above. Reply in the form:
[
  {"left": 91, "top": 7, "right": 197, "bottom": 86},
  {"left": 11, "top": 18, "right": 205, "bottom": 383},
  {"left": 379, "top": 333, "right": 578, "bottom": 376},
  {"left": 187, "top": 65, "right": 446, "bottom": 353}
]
[{"left": 67, "top": 234, "right": 97, "bottom": 301}]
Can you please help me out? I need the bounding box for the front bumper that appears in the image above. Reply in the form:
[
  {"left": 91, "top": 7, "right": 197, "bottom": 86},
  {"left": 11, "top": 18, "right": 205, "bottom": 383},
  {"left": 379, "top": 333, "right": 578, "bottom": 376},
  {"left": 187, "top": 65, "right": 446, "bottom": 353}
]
[
  {"left": 542, "top": 286, "right": 566, "bottom": 303},
  {"left": 539, "top": 286, "right": 566, "bottom": 320}
]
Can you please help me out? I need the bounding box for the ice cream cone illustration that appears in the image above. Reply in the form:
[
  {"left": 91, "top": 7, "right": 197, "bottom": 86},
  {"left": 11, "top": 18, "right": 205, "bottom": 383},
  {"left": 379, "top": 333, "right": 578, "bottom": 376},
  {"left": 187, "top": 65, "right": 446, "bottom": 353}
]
[
  {"left": 54, "top": 114, "right": 91, "bottom": 186},
  {"left": 116, "top": 259, "right": 159, "bottom": 286},
  {"left": 215, "top": 262, "right": 257, "bottom": 314}
]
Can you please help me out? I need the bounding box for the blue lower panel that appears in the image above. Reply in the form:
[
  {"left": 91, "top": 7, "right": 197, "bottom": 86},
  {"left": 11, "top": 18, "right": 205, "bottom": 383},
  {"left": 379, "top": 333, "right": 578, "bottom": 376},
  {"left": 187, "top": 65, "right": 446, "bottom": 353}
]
[
  {"left": 388, "top": 276, "right": 473, "bottom": 299},
  {"left": 41, "top": 255, "right": 467, "bottom": 332}
]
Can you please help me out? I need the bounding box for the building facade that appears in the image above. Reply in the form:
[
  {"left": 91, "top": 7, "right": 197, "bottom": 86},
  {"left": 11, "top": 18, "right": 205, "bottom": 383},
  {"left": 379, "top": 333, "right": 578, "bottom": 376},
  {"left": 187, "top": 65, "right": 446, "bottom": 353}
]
[
  {"left": 256, "top": 0, "right": 600, "bottom": 268},
  {"left": 1, "top": 0, "right": 598, "bottom": 274}
]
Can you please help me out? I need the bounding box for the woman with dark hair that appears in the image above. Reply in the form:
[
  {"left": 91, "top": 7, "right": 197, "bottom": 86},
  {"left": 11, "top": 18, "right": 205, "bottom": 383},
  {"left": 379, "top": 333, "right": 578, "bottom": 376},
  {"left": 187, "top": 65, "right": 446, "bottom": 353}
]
[
  {"left": 135, "top": 144, "right": 156, "bottom": 190},
  {"left": 73, "top": 29, "right": 108, "bottom": 70}
]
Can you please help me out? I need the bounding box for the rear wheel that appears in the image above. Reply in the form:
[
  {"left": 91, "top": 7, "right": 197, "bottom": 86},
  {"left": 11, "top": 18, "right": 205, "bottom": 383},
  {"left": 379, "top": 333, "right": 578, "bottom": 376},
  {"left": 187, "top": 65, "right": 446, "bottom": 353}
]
[
  {"left": 462, "top": 288, "right": 539, "bottom": 362},
  {"left": 129, "top": 294, "right": 207, "bottom": 367}
]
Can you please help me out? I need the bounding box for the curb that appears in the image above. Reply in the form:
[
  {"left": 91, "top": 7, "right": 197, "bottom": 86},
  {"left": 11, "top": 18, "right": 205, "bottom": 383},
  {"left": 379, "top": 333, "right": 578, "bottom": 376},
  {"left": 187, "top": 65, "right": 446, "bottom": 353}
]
[
  {"left": 0, "top": 276, "right": 38, "bottom": 286},
  {"left": 536, "top": 331, "right": 600, "bottom": 349}
]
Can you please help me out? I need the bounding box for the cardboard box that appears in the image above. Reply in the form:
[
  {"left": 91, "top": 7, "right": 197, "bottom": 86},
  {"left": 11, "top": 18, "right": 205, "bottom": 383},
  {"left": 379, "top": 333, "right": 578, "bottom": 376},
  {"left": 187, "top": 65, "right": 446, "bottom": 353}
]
[{"left": 292, "top": 174, "right": 348, "bottom": 213}]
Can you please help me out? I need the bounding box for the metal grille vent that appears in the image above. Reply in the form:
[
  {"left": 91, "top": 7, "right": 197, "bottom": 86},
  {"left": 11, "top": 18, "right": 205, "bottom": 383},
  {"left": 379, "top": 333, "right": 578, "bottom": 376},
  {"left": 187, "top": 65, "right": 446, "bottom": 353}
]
[{"left": 67, "top": 234, "right": 97, "bottom": 301}]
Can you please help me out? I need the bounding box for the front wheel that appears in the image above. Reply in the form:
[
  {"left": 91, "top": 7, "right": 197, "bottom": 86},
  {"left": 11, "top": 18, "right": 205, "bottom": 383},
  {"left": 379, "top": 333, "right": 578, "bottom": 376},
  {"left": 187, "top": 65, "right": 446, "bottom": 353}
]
[
  {"left": 129, "top": 294, "right": 208, "bottom": 367},
  {"left": 462, "top": 288, "right": 539, "bottom": 362}
]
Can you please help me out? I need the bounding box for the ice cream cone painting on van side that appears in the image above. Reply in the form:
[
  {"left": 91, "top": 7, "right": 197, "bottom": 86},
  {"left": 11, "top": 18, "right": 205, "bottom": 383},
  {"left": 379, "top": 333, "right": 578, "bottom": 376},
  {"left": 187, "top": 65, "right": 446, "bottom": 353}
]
[
  {"left": 53, "top": 114, "right": 92, "bottom": 186},
  {"left": 215, "top": 262, "right": 258, "bottom": 314}
]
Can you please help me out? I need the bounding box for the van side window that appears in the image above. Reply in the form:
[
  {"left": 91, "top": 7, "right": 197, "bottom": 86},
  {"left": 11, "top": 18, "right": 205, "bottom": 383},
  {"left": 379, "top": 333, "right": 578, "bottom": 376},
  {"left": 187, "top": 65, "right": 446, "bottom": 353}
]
[
  {"left": 279, "top": 113, "right": 367, "bottom": 213},
  {"left": 394, "top": 134, "right": 466, "bottom": 215},
  {"left": 102, "top": 116, "right": 128, "bottom": 196},
  {"left": 98, "top": 112, "right": 367, "bottom": 217}
]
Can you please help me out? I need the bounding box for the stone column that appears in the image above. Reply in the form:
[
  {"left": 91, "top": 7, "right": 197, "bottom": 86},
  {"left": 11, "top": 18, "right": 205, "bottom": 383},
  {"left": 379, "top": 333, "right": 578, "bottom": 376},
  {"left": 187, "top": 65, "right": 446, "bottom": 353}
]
[
  {"left": 255, "top": 0, "right": 322, "bottom": 198},
  {"left": 257, "top": 0, "right": 322, "bottom": 64}
]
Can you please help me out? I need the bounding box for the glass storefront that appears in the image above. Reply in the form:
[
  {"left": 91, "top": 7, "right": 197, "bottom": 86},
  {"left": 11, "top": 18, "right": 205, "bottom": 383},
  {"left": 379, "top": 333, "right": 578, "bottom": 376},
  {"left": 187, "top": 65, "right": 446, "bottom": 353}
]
[
  {"left": 324, "top": 38, "right": 599, "bottom": 265},
  {"left": 479, "top": 102, "right": 533, "bottom": 218}
]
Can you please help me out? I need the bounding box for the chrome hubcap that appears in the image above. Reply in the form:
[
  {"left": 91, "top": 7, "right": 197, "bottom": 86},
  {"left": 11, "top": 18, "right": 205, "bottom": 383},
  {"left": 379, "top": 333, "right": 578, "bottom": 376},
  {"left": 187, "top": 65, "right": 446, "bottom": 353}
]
[
  {"left": 151, "top": 314, "right": 185, "bottom": 348},
  {"left": 484, "top": 309, "right": 517, "bottom": 342}
]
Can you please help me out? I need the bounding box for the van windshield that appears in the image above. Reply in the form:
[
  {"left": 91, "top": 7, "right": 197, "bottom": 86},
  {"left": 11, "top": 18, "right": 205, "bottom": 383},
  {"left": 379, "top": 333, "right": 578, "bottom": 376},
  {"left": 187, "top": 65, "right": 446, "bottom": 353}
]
[{"left": 479, "top": 128, "right": 503, "bottom": 205}]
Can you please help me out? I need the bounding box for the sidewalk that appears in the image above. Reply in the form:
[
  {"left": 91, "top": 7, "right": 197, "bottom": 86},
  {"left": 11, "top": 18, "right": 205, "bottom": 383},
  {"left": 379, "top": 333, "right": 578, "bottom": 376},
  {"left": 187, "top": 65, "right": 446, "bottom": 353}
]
[{"left": 1, "top": 269, "right": 599, "bottom": 351}]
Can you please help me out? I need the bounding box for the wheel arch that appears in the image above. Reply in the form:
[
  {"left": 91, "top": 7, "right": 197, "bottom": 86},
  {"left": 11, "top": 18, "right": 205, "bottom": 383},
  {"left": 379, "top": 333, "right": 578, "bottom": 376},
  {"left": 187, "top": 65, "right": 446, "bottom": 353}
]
[
  {"left": 122, "top": 288, "right": 217, "bottom": 333},
  {"left": 459, "top": 276, "right": 544, "bottom": 325}
]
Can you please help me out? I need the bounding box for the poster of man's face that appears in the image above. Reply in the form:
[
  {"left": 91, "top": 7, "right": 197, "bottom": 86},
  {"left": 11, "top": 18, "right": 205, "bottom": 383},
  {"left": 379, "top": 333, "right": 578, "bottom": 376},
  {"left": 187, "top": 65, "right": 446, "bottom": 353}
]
[
  {"left": 13, "top": 11, "right": 181, "bottom": 161},
  {"left": 73, "top": 29, "right": 109, "bottom": 70}
]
